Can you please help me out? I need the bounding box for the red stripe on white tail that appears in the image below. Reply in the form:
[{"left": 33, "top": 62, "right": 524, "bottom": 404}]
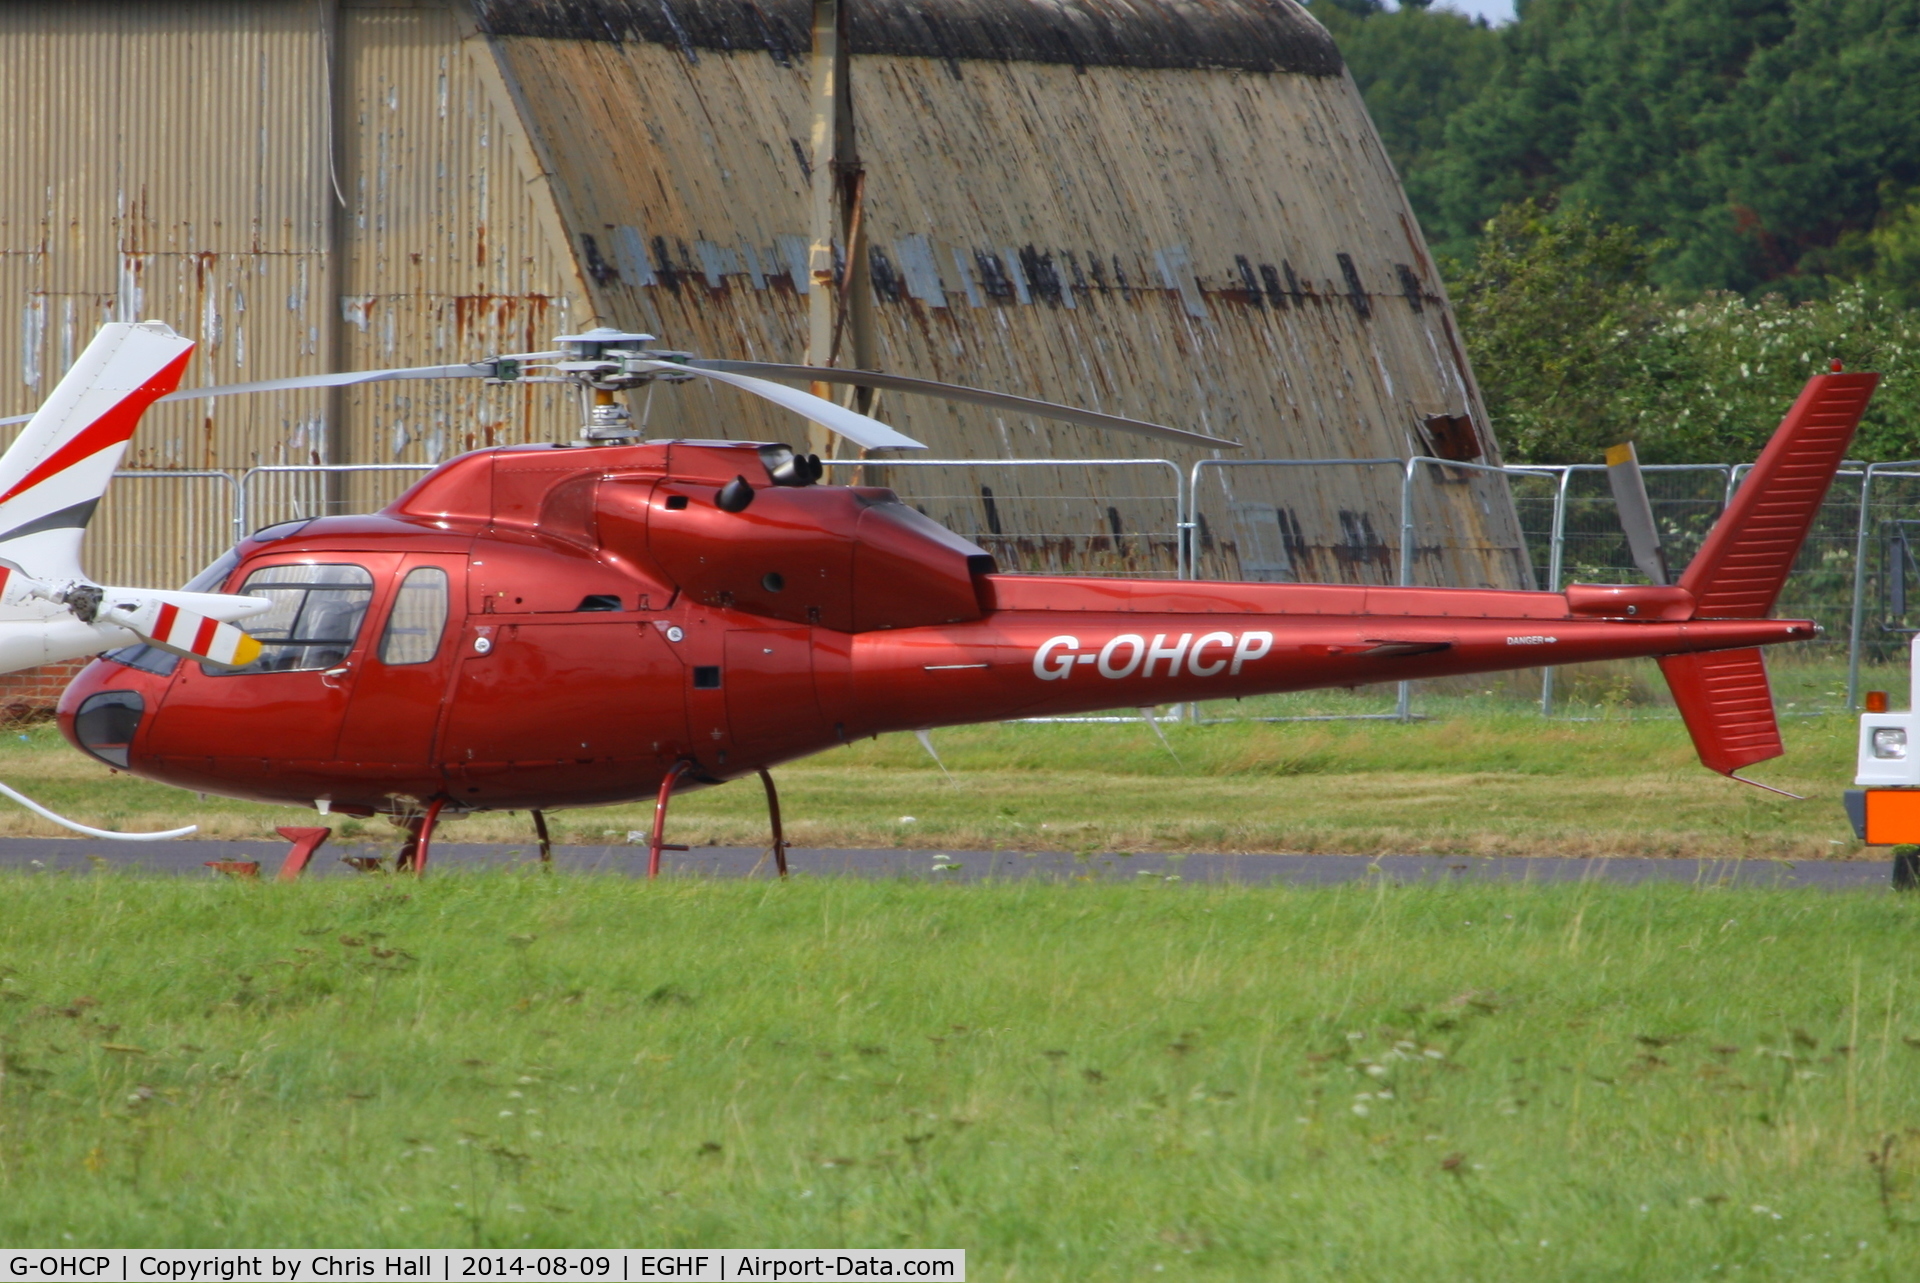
[
  {"left": 0, "top": 343, "right": 193, "bottom": 506},
  {"left": 0, "top": 323, "right": 197, "bottom": 584}
]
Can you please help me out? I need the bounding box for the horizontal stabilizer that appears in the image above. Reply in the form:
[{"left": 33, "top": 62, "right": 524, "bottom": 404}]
[{"left": 1658, "top": 648, "right": 1783, "bottom": 776}]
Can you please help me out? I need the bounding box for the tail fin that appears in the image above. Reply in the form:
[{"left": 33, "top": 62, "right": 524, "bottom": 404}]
[
  {"left": 1659, "top": 649, "right": 1783, "bottom": 777},
  {"left": 0, "top": 322, "right": 195, "bottom": 582},
  {"left": 1660, "top": 368, "right": 1879, "bottom": 779},
  {"left": 1680, "top": 369, "right": 1879, "bottom": 617}
]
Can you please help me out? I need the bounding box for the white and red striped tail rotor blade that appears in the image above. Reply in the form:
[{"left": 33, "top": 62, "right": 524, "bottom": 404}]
[
  {"left": 149, "top": 601, "right": 262, "bottom": 666},
  {"left": 104, "top": 598, "right": 263, "bottom": 667}
]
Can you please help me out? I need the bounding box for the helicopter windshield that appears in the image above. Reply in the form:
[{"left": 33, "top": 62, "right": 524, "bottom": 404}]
[{"left": 209, "top": 564, "right": 375, "bottom": 675}]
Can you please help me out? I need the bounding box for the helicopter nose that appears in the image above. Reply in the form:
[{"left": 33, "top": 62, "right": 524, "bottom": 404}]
[
  {"left": 69, "top": 690, "right": 145, "bottom": 767},
  {"left": 58, "top": 658, "right": 169, "bottom": 769}
]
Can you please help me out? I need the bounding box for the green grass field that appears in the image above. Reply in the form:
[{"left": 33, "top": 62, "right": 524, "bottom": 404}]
[
  {"left": 0, "top": 691, "right": 1878, "bottom": 860},
  {"left": 2, "top": 874, "right": 1919, "bottom": 1277}
]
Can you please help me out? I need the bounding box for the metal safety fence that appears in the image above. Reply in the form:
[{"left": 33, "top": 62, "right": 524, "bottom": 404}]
[
  {"left": 89, "top": 453, "right": 1920, "bottom": 719},
  {"left": 237, "top": 464, "right": 437, "bottom": 536},
  {"left": 822, "top": 457, "right": 1186, "bottom": 578},
  {"left": 86, "top": 470, "right": 239, "bottom": 590}
]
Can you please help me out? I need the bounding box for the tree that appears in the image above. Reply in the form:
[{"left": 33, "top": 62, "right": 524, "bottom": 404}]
[
  {"left": 1452, "top": 202, "right": 1920, "bottom": 463},
  {"left": 1447, "top": 201, "right": 1679, "bottom": 462},
  {"left": 1321, "top": 0, "right": 1920, "bottom": 294},
  {"left": 1308, "top": 2, "right": 1502, "bottom": 221}
]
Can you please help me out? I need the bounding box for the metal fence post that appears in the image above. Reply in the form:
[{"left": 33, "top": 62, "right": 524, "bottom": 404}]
[
  {"left": 1539, "top": 465, "right": 1573, "bottom": 716},
  {"left": 1397, "top": 459, "right": 1418, "bottom": 721},
  {"left": 1847, "top": 462, "right": 1878, "bottom": 710},
  {"left": 1157, "top": 458, "right": 1184, "bottom": 583}
]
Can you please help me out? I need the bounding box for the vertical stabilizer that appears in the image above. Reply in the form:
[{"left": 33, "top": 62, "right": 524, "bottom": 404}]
[
  {"left": 0, "top": 321, "right": 195, "bottom": 582},
  {"left": 1680, "top": 370, "right": 1879, "bottom": 618},
  {"left": 1661, "top": 369, "right": 1878, "bottom": 778}
]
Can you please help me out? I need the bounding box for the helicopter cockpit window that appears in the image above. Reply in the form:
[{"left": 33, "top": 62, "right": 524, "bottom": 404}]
[
  {"left": 378, "top": 566, "right": 449, "bottom": 665},
  {"left": 209, "top": 564, "right": 374, "bottom": 675}
]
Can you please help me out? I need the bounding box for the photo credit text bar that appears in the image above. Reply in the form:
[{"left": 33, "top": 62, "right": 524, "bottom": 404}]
[{"left": 1, "top": 1252, "right": 964, "bottom": 1282}]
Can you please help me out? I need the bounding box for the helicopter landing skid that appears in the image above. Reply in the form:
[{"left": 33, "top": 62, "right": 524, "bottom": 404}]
[
  {"left": 532, "top": 809, "right": 553, "bottom": 865},
  {"left": 755, "top": 768, "right": 790, "bottom": 879},
  {"left": 647, "top": 760, "right": 696, "bottom": 878},
  {"left": 393, "top": 798, "right": 447, "bottom": 877},
  {"left": 275, "top": 826, "right": 331, "bottom": 880}
]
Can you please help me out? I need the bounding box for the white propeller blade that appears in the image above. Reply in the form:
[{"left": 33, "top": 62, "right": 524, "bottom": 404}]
[
  {"left": 0, "top": 362, "right": 521, "bottom": 425},
  {"left": 691, "top": 359, "right": 1241, "bottom": 449},
  {"left": 1605, "top": 442, "right": 1670, "bottom": 586},
  {"left": 99, "top": 596, "right": 264, "bottom": 668},
  {"left": 5, "top": 344, "right": 1218, "bottom": 455},
  {"left": 628, "top": 360, "right": 926, "bottom": 451}
]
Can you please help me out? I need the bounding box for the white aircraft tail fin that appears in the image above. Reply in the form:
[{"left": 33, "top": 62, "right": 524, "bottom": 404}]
[{"left": 0, "top": 321, "right": 195, "bottom": 582}]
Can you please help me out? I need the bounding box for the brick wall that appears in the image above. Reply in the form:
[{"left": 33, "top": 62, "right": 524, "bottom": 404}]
[{"left": 0, "top": 660, "right": 88, "bottom": 721}]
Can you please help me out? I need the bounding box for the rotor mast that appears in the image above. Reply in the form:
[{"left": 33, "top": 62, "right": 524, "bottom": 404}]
[{"left": 805, "top": 0, "right": 876, "bottom": 459}]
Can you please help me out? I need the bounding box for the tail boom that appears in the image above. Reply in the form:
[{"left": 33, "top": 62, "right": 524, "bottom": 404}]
[{"left": 841, "top": 595, "right": 1813, "bottom": 736}]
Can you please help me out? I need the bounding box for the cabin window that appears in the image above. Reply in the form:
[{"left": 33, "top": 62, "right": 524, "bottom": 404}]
[
  {"left": 379, "top": 566, "right": 451, "bottom": 665},
  {"left": 211, "top": 563, "right": 374, "bottom": 674}
]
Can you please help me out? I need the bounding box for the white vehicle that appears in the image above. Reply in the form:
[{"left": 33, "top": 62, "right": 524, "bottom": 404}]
[{"left": 1846, "top": 635, "right": 1920, "bottom": 886}]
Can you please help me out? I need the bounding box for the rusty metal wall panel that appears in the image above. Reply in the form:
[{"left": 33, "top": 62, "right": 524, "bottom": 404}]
[
  {"left": 332, "top": 0, "right": 587, "bottom": 468},
  {"left": 481, "top": 8, "right": 1530, "bottom": 587},
  {"left": 0, "top": 0, "right": 1528, "bottom": 595},
  {"left": 86, "top": 473, "right": 239, "bottom": 589},
  {"left": 0, "top": 0, "right": 586, "bottom": 461},
  {"left": 0, "top": 0, "right": 338, "bottom": 472},
  {"left": 0, "top": 0, "right": 589, "bottom": 573}
]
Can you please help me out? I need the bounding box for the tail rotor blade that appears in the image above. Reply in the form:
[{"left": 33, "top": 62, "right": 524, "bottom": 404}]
[
  {"left": 690, "top": 360, "right": 1241, "bottom": 449},
  {"left": 100, "top": 597, "right": 264, "bottom": 668},
  {"left": 1605, "top": 442, "right": 1669, "bottom": 586}
]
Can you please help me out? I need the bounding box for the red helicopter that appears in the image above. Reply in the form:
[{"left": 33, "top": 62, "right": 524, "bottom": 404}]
[{"left": 46, "top": 327, "right": 1876, "bottom": 877}]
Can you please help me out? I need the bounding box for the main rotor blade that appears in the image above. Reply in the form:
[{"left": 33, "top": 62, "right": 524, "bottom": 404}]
[
  {"left": 689, "top": 360, "right": 1241, "bottom": 449},
  {"left": 0, "top": 359, "right": 547, "bottom": 426},
  {"left": 632, "top": 360, "right": 926, "bottom": 451},
  {"left": 153, "top": 362, "right": 500, "bottom": 404},
  {"left": 1605, "top": 441, "right": 1669, "bottom": 586}
]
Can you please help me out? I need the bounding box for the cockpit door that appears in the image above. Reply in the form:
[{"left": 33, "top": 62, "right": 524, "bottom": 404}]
[
  {"left": 334, "top": 554, "right": 466, "bottom": 768},
  {"left": 145, "top": 555, "right": 395, "bottom": 767}
]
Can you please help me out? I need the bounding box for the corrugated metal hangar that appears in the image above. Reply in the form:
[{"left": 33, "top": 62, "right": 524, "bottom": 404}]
[{"left": 0, "top": 0, "right": 1529, "bottom": 593}]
